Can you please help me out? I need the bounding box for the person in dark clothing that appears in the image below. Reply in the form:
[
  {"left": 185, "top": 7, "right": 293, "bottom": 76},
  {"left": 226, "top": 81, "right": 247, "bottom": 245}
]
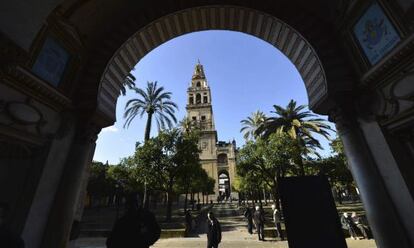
[
  {"left": 185, "top": 210, "right": 192, "bottom": 234},
  {"left": 243, "top": 206, "right": 253, "bottom": 234},
  {"left": 351, "top": 212, "right": 371, "bottom": 239},
  {"left": 106, "top": 193, "right": 161, "bottom": 248},
  {"left": 253, "top": 206, "right": 265, "bottom": 241},
  {"left": 0, "top": 202, "right": 24, "bottom": 248},
  {"left": 341, "top": 212, "right": 359, "bottom": 240},
  {"left": 206, "top": 212, "right": 222, "bottom": 248}
]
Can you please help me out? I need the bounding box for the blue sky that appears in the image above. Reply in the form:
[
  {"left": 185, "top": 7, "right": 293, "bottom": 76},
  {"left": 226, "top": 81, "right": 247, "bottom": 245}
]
[{"left": 93, "top": 31, "right": 335, "bottom": 164}]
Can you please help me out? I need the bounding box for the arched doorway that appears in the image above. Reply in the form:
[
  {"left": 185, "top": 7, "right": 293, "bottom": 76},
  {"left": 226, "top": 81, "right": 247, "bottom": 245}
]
[
  {"left": 218, "top": 170, "right": 231, "bottom": 200},
  {"left": 1, "top": 1, "right": 414, "bottom": 247}
]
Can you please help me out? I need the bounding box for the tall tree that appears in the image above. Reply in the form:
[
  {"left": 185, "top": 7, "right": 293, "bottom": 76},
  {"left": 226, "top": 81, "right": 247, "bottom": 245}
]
[
  {"left": 237, "top": 133, "right": 297, "bottom": 210},
  {"left": 257, "top": 99, "right": 333, "bottom": 175},
  {"left": 123, "top": 81, "right": 178, "bottom": 141},
  {"left": 134, "top": 128, "right": 201, "bottom": 221},
  {"left": 240, "top": 110, "right": 266, "bottom": 141},
  {"left": 179, "top": 117, "right": 201, "bottom": 134}
]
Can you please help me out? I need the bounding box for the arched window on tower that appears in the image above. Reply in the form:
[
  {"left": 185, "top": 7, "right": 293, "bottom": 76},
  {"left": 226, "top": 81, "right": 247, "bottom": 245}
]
[
  {"left": 196, "top": 93, "right": 201, "bottom": 104},
  {"left": 196, "top": 82, "right": 201, "bottom": 87},
  {"left": 189, "top": 94, "right": 194, "bottom": 104},
  {"left": 203, "top": 96, "right": 208, "bottom": 103}
]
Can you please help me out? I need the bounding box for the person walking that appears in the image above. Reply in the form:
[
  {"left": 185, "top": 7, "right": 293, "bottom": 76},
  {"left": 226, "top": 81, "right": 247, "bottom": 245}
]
[
  {"left": 207, "top": 212, "right": 222, "bottom": 248},
  {"left": 341, "top": 212, "right": 359, "bottom": 240},
  {"left": 253, "top": 206, "right": 265, "bottom": 241},
  {"left": 185, "top": 210, "right": 192, "bottom": 235},
  {"left": 243, "top": 206, "right": 253, "bottom": 234},
  {"left": 106, "top": 193, "right": 161, "bottom": 248},
  {"left": 272, "top": 204, "right": 284, "bottom": 241}
]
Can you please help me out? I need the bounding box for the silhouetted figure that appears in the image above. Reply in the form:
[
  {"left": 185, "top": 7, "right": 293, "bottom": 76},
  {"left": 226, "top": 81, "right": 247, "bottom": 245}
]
[
  {"left": 243, "top": 206, "right": 253, "bottom": 234},
  {"left": 341, "top": 212, "right": 359, "bottom": 240},
  {"left": 106, "top": 193, "right": 160, "bottom": 248},
  {"left": 351, "top": 212, "right": 371, "bottom": 239},
  {"left": 185, "top": 210, "right": 192, "bottom": 234},
  {"left": 272, "top": 204, "right": 284, "bottom": 240},
  {"left": 206, "top": 212, "right": 222, "bottom": 248},
  {"left": 69, "top": 220, "right": 81, "bottom": 241},
  {"left": 253, "top": 206, "right": 265, "bottom": 241},
  {"left": 0, "top": 202, "right": 24, "bottom": 248},
  {"left": 259, "top": 203, "right": 265, "bottom": 215}
]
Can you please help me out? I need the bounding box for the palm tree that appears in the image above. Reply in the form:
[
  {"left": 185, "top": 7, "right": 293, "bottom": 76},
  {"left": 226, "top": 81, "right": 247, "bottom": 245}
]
[
  {"left": 258, "top": 99, "right": 333, "bottom": 175},
  {"left": 179, "top": 117, "right": 200, "bottom": 134},
  {"left": 240, "top": 111, "right": 266, "bottom": 141},
  {"left": 123, "top": 81, "right": 178, "bottom": 141},
  {"left": 120, "top": 72, "right": 136, "bottom": 96}
]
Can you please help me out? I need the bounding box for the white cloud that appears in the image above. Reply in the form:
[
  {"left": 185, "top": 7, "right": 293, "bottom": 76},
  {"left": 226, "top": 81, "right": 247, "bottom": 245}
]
[{"left": 102, "top": 126, "right": 118, "bottom": 133}]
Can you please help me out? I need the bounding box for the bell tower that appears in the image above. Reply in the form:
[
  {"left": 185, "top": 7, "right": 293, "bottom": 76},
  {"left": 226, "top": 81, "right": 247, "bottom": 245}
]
[{"left": 186, "top": 60, "right": 217, "bottom": 160}]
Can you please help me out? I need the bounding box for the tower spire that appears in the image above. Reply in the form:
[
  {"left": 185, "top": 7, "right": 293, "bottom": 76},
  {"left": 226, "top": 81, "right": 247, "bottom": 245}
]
[{"left": 192, "top": 60, "right": 206, "bottom": 79}]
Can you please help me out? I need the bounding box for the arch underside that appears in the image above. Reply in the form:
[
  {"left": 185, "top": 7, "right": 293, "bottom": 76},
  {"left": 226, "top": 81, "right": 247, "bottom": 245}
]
[{"left": 97, "top": 6, "right": 335, "bottom": 123}]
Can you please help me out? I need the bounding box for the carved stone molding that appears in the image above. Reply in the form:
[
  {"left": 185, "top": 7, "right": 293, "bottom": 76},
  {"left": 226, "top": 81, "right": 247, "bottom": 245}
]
[
  {"left": 0, "top": 66, "right": 72, "bottom": 111},
  {"left": 0, "top": 139, "right": 36, "bottom": 159},
  {"left": 361, "top": 34, "right": 414, "bottom": 87},
  {"left": 74, "top": 123, "right": 102, "bottom": 144},
  {"left": 371, "top": 70, "right": 414, "bottom": 127},
  {"left": 328, "top": 107, "right": 359, "bottom": 136}
]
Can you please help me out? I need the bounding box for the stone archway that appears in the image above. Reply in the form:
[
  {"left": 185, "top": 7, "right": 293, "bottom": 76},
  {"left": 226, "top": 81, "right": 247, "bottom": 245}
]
[
  {"left": 85, "top": 5, "right": 354, "bottom": 125},
  {"left": 2, "top": 1, "right": 414, "bottom": 248},
  {"left": 35, "top": 3, "right": 410, "bottom": 248},
  {"left": 218, "top": 170, "right": 231, "bottom": 199}
]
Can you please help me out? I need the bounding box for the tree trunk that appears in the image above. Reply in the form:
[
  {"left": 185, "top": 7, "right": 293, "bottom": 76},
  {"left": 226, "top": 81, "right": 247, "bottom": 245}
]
[
  {"left": 166, "top": 190, "right": 173, "bottom": 222},
  {"left": 299, "top": 158, "right": 305, "bottom": 176},
  {"left": 184, "top": 190, "right": 188, "bottom": 211},
  {"left": 163, "top": 192, "right": 168, "bottom": 206},
  {"left": 191, "top": 193, "right": 195, "bottom": 210},
  {"left": 144, "top": 112, "right": 153, "bottom": 141},
  {"left": 142, "top": 182, "right": 149, "bottom": 209},
  {"left": 142, "top": 112, "right": 153, "bottom": 209},
  {"left": 272, "top": 183, "right": 281, "bottom": 211}
]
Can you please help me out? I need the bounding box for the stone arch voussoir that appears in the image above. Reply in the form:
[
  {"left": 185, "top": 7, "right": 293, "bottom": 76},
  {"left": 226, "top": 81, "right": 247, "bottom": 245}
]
[{"left": 88, "top": 4, "right": 352, "bottom": 126}]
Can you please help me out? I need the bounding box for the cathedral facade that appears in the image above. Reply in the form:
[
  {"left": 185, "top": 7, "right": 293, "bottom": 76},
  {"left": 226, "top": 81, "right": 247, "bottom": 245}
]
[{"left": 186, "top": 62, "right": 237, "bottom": 199}]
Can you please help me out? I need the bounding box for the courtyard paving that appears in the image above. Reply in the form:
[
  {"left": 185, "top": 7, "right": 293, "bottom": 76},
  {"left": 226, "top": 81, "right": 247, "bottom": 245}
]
[{"left": 76, "top": 203, "right": 377, "bottom": 248}]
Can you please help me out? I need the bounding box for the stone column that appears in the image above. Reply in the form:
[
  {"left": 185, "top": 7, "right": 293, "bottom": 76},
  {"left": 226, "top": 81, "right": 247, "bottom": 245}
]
[
  {"left": 41, "top": 123, "right": 101, "bottom": 248},
  {"left": 358, "top": 119, "right": 414, "bottom": 244},
  {"left": 330, "top": 108, "right": 411, "bottom": 248}
]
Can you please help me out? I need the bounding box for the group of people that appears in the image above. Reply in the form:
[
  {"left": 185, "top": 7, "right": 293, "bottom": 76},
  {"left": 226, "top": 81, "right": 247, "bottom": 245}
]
[
  {"left": 186, "top": 207, "right": 222, "bottom": 248},
  {"left": 243, "top": 203, "right": 284, "bottom": 241},
  {"left": 107, "top": 193, "right": 224, "bottom": 248},
  {"left": 341, "top": 212, "right": 371, "bottom": 240}
]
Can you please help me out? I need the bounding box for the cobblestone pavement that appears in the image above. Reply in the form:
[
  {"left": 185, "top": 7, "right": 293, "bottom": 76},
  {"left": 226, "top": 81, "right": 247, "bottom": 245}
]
[{"left": 76, "top": 203, "right": 377, "bottom": 248}]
